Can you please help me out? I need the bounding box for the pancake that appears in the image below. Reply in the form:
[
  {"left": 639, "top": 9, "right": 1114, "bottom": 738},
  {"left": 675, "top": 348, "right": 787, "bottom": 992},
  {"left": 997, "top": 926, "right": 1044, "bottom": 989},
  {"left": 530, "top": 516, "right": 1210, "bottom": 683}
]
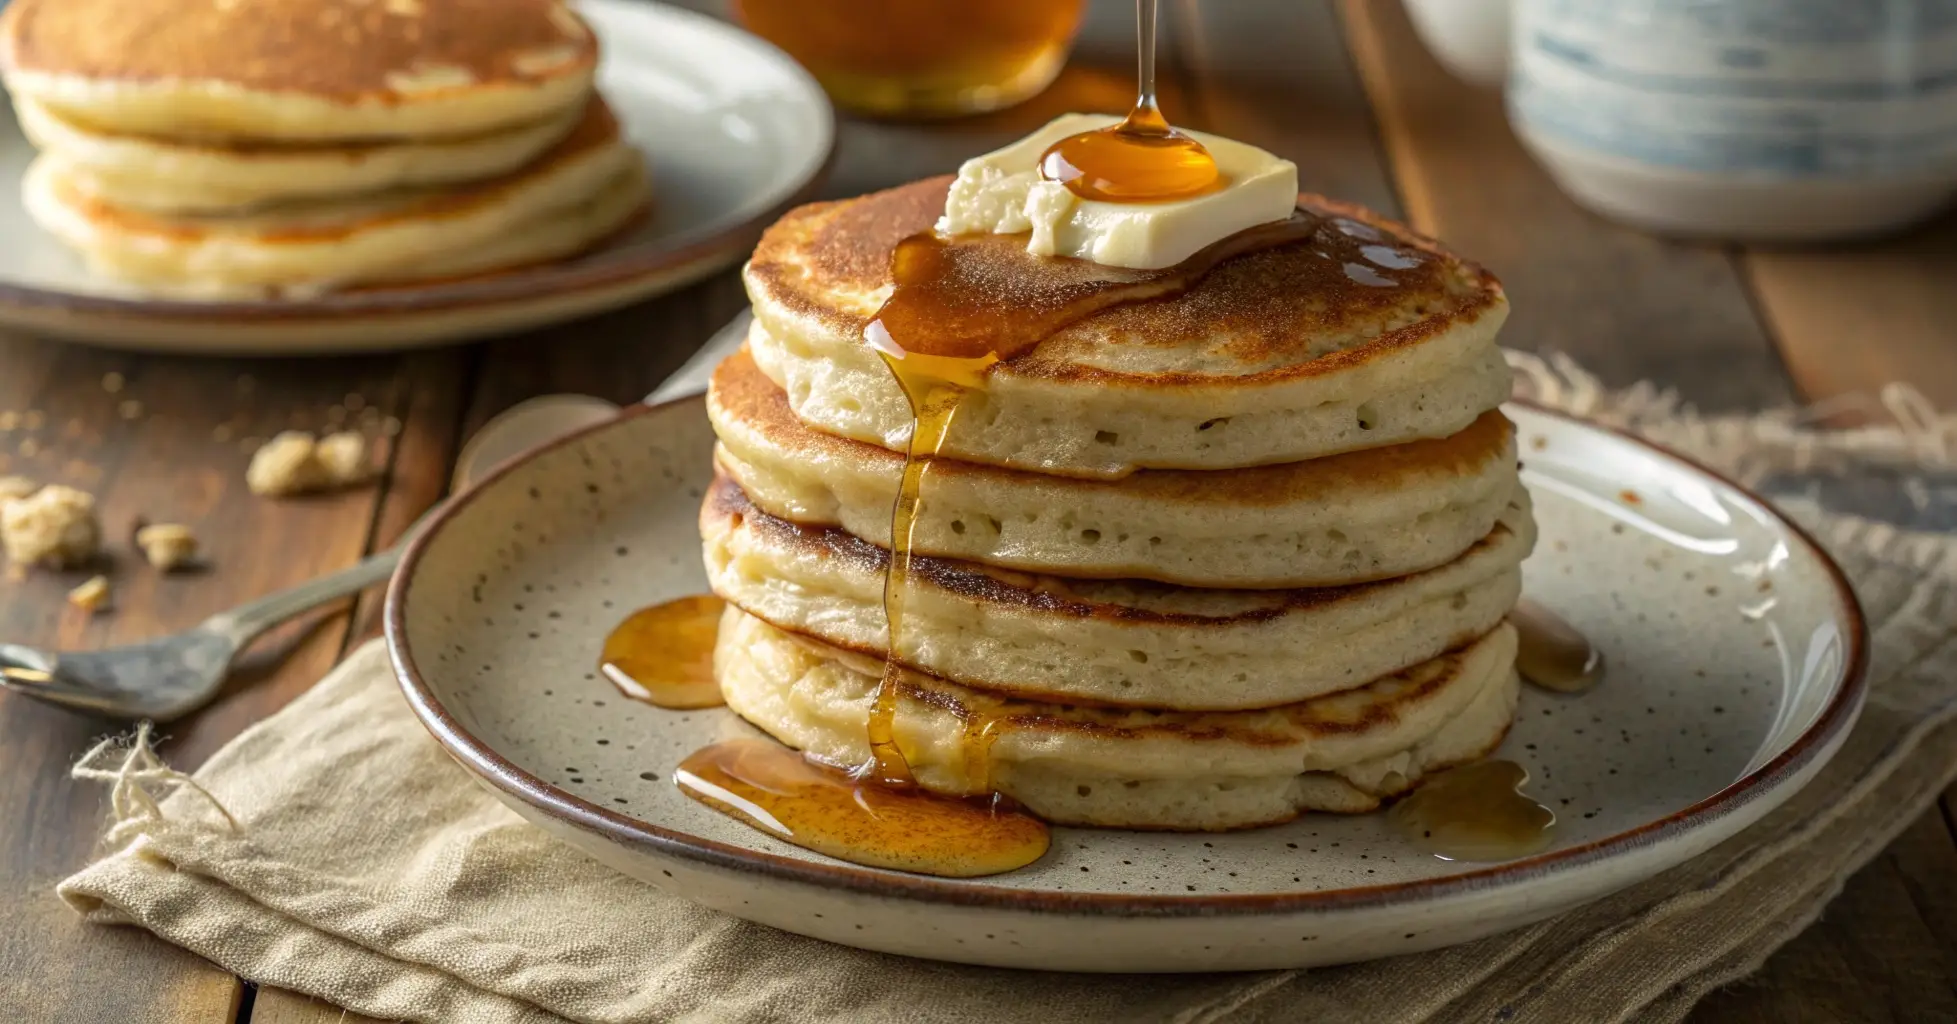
[
  {"left": 709, "top": 347, "right": 1520, "bottom": 588},
  {"left": 707, "top": 476, "right": 1539, "bottom": 710},
  {"left": 22, "top": 100, "right": 646, "bottom": 297},
  {"left": 701, "top": 474, "right": 1533, "bottom": 710},
  {"left": 742, "top": 178, "right": 1512, "bottom": 479},
  {"left": 15, "top": 96, "right": 586, "bottom": 214},
  {"left": 0, "top": 0, "right": 596, "bottom": 141},
  {"left": 716, "top": 608, "right": 1521, "bottom": 830}
]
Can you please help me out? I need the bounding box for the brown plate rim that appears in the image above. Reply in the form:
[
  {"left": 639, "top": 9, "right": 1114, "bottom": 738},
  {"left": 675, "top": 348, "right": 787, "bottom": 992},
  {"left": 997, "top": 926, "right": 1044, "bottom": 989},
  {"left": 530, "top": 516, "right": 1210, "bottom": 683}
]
[
  {"left": 0, "top": 2, "right": 835, "bottom": 327},
  {"left": 385, "top": 394, "right": 1870, "bottom": 918}
]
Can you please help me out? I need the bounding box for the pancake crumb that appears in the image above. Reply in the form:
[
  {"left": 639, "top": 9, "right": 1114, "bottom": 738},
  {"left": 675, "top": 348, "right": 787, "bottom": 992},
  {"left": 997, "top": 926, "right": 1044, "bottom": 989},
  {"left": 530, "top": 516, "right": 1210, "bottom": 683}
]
[
  {"left": 246, "top": 430, "right": 370, "bottom": 496},
  {"left": 2, "top": 484, "right": 101, "bottom": 569},
  {"left": 315, "top": 431, "right": 369, "bottom": 483},
  {"left": 67, "top": 575, "right": 112, "bottom": 613},
  {"left": 136, "top": 523, "right": 200, "bottom": 571}
]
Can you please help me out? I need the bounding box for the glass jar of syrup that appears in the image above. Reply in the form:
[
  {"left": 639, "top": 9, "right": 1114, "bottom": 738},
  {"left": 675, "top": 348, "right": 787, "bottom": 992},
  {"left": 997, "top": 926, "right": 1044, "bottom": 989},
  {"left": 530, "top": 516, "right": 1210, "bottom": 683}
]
[{"left": 731, "top": 0, "right": 1085, "bottom": 118}]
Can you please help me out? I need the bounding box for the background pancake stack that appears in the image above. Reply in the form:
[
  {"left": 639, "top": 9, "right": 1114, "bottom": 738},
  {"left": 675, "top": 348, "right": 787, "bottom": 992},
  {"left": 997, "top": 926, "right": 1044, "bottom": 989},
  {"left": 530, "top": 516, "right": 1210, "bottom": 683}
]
[
  {"left": 700, "top": 177, "right": 1533, "bottom": 831},
  {"left": 0, "top": 0, "right": 647, "bottom": 298}
]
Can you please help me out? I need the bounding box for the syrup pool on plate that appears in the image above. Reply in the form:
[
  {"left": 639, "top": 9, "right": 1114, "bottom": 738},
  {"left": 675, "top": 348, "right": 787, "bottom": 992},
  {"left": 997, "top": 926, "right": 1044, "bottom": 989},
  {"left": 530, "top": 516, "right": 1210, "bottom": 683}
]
[
  {"left": 1511, "top": 598, "right": 1606, "bottom": 693},
  {"left": 1389, "top": 760, "right": 1557, "bottom": 862},
  {"left": 675, "top": 738, "right": 1050, "bottom": 877},
  {"left": 599, "top": 594, "right": 726, "bottom": 709}
]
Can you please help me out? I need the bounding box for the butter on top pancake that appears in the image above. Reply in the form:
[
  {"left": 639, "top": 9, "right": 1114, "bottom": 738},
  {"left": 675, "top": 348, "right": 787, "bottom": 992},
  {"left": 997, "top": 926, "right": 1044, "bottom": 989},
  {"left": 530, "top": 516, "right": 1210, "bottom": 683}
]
[
  {"left": 15, "top": 96, "right": 586, "bottom": 214},
  {"left": 717, "top": 608, "right": 1522, "bottom": 830},
  {"left": 743, "top": 177, "right": 1512, "bottom": 478},
  {"left": 0, "top": 0, "right": 596, "bottom": 141},
  {"left": 709, "top": 347, "right": 1521, "bottom": 588},
  {"left": 704, "top": 473, "right": 1535, "bottom": 710},
  {"left": 23, "top": 99, "right": 646, "bottom": 298}
]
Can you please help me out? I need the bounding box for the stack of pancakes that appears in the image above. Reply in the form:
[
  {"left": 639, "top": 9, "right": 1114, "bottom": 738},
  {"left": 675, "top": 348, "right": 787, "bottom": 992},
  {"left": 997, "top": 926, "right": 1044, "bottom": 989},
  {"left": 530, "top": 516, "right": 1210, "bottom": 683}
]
[
  {"left": 700, "top": 177, "right": 1532, "bottom": 831},
  {"left": 0, "top": 0, "right": 647, "bottom": 297}
]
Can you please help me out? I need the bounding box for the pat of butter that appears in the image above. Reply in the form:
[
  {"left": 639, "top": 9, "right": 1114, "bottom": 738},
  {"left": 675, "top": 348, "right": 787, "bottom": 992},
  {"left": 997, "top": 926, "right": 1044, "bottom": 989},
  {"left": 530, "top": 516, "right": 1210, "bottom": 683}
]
[{"left": 937, "top": 113, "right": 1299, "bottom": 270}]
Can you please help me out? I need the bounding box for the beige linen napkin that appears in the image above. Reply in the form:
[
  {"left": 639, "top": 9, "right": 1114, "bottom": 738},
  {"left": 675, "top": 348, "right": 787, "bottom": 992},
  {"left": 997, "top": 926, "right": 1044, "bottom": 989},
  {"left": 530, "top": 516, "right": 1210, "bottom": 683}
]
[{"left": 58, "top": 357, "right": 1957, "bottom": 1024}]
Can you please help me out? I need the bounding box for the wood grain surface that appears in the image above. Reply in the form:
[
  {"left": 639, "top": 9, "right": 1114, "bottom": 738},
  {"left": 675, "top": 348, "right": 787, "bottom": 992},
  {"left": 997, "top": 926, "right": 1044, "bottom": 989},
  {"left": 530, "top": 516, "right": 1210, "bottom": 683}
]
[{"left": 1, "top": 2, "right": 1951, "bottom": 1022}]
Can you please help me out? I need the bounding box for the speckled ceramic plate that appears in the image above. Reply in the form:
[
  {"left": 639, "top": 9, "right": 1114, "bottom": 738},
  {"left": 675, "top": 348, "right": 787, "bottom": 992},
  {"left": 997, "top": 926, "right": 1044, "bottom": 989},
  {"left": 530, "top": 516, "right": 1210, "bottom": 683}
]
[
  {"left": 0, "top": 1, "right": 831, "bottom": 353},
  {"left": 385, "top": 396, "right": 1867, "bottom": 972}
]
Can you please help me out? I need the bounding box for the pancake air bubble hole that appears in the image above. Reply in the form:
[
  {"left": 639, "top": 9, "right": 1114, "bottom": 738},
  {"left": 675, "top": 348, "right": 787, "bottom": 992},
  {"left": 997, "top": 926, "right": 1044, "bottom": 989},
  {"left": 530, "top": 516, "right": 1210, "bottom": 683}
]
[
  {"left": 950, "top": 520, "right": 967, "bottom": 535},
  {"left": 1080, "top": 529, "right": 1101, "bottom": 544},
  {"left": 1128, "top": 650, "right": 1148, "bottom": 663},
  {"left": 1094, "top": 431, "right": 1119, "bottom": 445},
  {"left": 1356, "top": 404, "right": 1380, "bottom": 430},
  {"left": 981, "top": 515, "right": 1004, "bottom": 534},
  {"left": 1197, "top": 417, "right": 1228, "bottom": 432},
  {"left": 1077, "top": 785, "right": 1093, "bottom": 797}
]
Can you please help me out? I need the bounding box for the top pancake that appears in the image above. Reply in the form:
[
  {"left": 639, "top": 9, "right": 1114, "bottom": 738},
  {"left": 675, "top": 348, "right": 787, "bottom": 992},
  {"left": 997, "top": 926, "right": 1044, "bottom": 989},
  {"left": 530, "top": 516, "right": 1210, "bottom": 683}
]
[
  {"left": 743, "top": 177, "right": 1513, "bottom": 477},
  {"left": 0, "top": 0, "right": 596, "bottom": 140}
]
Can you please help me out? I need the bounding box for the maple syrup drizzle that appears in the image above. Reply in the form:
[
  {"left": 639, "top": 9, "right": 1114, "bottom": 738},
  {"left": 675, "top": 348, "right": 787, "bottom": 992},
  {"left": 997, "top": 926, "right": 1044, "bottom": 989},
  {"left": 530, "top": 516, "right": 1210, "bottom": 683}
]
[
  {"left": 1510, "top": 599, "right": 1606, "bottom": 694},
  {"left": 1389, "top": 760, "right": 1557, "bottom": 862},
  {"left": 958, "top": 711, "right": 1009, "bottom": 792},
  {"left": 675, "top": 738, "right": 1049, "bottom": 878},
  {"left": 851, "top": 187, "right": 1323, "bottom": 793},
  {"left": 857, "top": 360, "right": 981, "bottom": 786},
  {"left": 1039, "top": 0, "right": 1219, "bottom": 203},
  {"left": 598, "top": 594, "right": 727, "bottom": 709}
]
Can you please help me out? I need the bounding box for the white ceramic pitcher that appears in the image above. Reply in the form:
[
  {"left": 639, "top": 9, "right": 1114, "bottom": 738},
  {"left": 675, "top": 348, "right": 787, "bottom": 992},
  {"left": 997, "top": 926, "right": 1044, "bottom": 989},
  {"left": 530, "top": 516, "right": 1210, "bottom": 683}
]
[{"left": 1404, "top": 0, "right": 1957, "bottom": 241}]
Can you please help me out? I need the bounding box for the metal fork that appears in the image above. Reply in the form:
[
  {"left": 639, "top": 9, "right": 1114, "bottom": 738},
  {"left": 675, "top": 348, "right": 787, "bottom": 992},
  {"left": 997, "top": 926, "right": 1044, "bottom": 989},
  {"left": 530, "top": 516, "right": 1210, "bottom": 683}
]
[
  {"left": 0, "top": 556, "right": 405, "bottom": 720},
  {"left": 0, "top": 311, "right": 753, "bottom": 722},
  {"left": 0, "top": 393, "right": 622, "bottom": 721}
]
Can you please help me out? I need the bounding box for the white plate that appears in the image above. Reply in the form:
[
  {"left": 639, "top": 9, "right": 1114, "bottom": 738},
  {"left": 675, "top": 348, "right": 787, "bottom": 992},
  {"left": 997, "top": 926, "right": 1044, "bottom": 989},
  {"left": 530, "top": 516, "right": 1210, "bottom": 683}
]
[
  {"left": 0, "top": 1, "right": 832, "bottom": 353},
  {"left": 386, "top": 397, "right": 1867, "bottom": 972}
]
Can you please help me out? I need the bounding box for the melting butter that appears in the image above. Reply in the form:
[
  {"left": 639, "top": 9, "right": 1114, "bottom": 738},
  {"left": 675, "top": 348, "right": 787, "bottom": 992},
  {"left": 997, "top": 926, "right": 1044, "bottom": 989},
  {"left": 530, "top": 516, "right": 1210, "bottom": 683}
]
[{"left": 937, "top": 113, "right": 1298, "bottom": 269}]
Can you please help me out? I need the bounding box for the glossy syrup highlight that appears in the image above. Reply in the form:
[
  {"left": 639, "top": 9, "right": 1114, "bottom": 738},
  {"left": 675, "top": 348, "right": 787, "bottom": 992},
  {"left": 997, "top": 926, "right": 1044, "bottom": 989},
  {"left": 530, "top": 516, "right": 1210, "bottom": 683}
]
[{"left": 1038, "top": 0, "right": 1218, "bottom": 202}]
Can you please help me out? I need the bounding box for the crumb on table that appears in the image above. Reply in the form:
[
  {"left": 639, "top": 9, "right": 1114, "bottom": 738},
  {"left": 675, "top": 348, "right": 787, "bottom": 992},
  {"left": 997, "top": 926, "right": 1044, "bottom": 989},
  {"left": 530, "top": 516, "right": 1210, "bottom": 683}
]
[
  {"left": 246, "top": 431, "right": 370, "bottom": 497},
  {"left": 314, "top": 432, "right": 369, "bottom": 485},
  {"left": 136, "top": 523, "right": 200, "bottom": 571},
  {"left": 2, "top": 484, "right": 101, "bottom": 569},
  {"left": 67, "top": 575, "right": 111, "bottom": 613}
]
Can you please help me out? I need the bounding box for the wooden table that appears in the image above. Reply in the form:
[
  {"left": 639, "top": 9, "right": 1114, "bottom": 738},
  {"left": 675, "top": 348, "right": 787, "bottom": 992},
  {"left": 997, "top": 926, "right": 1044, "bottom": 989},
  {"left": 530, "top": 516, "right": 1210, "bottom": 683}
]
[{"left": 3, "top": 3, "right": 1953, "bottom": 1021}]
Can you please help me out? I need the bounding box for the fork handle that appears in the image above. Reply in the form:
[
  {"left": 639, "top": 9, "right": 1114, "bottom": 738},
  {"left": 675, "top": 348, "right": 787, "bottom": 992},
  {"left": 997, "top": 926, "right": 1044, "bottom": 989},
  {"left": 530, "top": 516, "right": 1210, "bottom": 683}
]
[{"left": 201, "top": 547, "right": 403, "bottom": 647}]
